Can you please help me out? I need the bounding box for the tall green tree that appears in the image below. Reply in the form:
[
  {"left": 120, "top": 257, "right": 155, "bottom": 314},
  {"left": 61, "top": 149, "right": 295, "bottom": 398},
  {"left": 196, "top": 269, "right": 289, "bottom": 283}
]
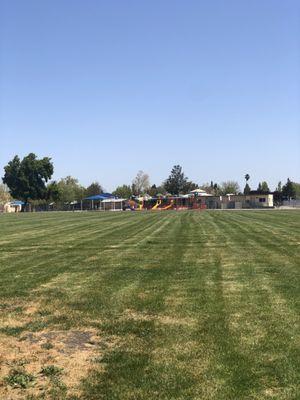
[
  {"left": 273, "top": 190, "right": 283, "bottom": 207},
  {"left": 112, "top": 185, "right": 132, "bottom": 199},
  {"left": 86, "top": 182, "right": 103, "bottom": 197},
  {"left": 182, "top": 180, "right": 198, "bottom": 193},
  {"left": 164, "top": 165, "right": 188, "bottom": 195},
  {"left": 57, "top": 176, "right": 86, "bottom": 203},
  {"left": 46, "top": 181, "right": 62, "bottom": 202},
  {"left": 244, "top": 173, "right": 251, "bottom": 194},
  {"left": 149, "top": 185, "right": 167, "bottom": 196},
  {"left": 261, "top": 181, "right": 269, "bottom": 192},
  {"left": 244, "top": 183, "right": 251, "bottom": 195},
  {"left": 276, "top": 181, "right": 282, "bottom": 192},
  {"left": 273, "top": 181, "right": 283, "bottom": 206},
  {"left": 282, "top": 178, "right": 296, "bottom": 200},
  {"left": 2, "top": 153, "right": 53, "bottom": 206},
  {"left": 148, "top": 184, "right": 158, "bottom": 197},
  {"left": 293, "top": 182, "right": 300, "bottom": 199},
  {"left": 257, "top": 181, "right": 270, "bottom": 192}
]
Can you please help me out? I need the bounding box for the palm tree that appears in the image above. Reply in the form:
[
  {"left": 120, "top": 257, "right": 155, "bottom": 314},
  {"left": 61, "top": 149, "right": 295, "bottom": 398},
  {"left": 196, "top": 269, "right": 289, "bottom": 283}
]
[{"left": 244, "top": 174, "right": 251, "bottom": 195}]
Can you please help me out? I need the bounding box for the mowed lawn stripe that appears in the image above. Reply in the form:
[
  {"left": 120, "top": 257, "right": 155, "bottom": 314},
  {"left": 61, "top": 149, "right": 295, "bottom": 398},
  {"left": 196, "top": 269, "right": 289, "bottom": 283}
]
[
  {"left": 81, "top": 212, "right": 200, "bottom": 399},
  {"left": 0, "top": 212, "right": 166, "bottom": 297},
  {"left": 214, "top": 212, "right": 300, "bottom": 311},
  {"left": 202, "top": 211, "right": 300, "bottom": 399},
  {"left": 182, "top": 212, "right": 264, "bottom": 399},
  {"left": 0, "top": 210, "right": 299, "bottom": 399}
]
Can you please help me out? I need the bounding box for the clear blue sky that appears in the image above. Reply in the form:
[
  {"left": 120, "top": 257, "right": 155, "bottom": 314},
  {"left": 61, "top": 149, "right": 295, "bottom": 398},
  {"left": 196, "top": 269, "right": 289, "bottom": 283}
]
[{"left": 1, "top": 0, "right": 299, "bottom": 191}]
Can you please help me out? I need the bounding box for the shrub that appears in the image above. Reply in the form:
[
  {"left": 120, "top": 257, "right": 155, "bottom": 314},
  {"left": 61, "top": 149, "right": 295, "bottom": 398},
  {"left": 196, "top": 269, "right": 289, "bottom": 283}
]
[{"left": 5, "top": 368, "right": 35, "bottom": 388}]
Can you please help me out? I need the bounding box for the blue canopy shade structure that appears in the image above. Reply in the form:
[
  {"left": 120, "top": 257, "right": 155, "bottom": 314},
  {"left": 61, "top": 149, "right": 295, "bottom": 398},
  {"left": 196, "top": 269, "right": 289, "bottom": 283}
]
[
  {"left": 84, "top": 193, "right": 115, "bottom": 201},
  {"left": 11, "top": 200, "right": 25, "bottom": 206}
]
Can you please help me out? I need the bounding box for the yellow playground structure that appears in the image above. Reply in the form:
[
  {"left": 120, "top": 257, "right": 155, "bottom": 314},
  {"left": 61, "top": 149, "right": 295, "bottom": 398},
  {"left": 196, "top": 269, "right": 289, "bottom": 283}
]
[{"left": 152, "top": 200, "right": 162, "bottom": 209}]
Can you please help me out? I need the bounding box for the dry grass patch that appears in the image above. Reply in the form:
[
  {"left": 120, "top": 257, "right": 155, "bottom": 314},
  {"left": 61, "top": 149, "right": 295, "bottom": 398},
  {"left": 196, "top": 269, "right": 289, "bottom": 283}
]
[
  {"left": 122, "top": 309, "right": 196, "bottom": 327},
  {"left": 0, "top": 299, "right": 112, "bottom": 398},
  {"left": 0, "top": 328, "right": 102, "bottom": 399},
  {"left": 38, "top": 272, "right": 83, "bottom": 290},
  {"left": 0, "top": 301, "right": 41, "bottom": 330}
]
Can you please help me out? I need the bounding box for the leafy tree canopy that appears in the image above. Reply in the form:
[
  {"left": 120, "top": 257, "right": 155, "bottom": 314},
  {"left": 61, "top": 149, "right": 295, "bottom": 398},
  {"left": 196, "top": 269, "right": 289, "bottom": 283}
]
[
  {"left": 148, "top": 184, "right": 158, "bottom": 197},
  {"left": 257, "top": 181, "right": 270, "bottom": 192},
  {"left": 164, "top": 165, "right": 189, "bottom": 195},
  {"left": 112, "top": 184, "right": 133, "bottom": 199},
  {"left": 3, "top": 153, "right": 53, "bottom": 202},
  {"left": 148, "top": 184, "right": 167, "bottom": 197},
  {"left": 46, "top": 181, "right": 62, "bottom": 202},
  {"left": 200, "top": 182, "right": 219, "bottom": 196},
  {"left": 219, "top": 181, "right": 240, "bottom": 195},
  {"left": 293, "top": 182, "right": 300, "bottom": 199},
  {"left": 57, "top": 176, "right": 86, "bottom": 203},
  {"left": 86, "top": 182, "right": 103, "bottom": 197},
  {"left": 182, "top": 180, "right": 198, "bottom": 193},
  {"left": 282, "top": 178, "right": 296, "bottom": 200}
]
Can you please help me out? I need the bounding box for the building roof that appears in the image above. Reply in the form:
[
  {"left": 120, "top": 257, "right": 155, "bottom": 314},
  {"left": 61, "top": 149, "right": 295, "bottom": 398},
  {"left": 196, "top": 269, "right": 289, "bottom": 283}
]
[
  {"left": 190, "top": 188, "right": 207, "bottom": 193},
  {"left": 249, "top": 191, "right": 272, "bottom": 195}
]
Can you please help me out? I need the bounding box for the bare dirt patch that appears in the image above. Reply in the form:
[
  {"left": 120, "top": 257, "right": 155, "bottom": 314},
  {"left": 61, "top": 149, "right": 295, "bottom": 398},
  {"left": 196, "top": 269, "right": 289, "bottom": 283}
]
[
  {"left": 0, "top": 300, "right": 119, "bottom": 399},
  {"left": 0, "top": 328, "right": 102, "bottom": 399}
]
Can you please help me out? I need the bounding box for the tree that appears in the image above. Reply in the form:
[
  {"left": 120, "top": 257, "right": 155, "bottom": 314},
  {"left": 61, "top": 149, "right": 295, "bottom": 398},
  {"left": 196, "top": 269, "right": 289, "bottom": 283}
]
[
  {"left": 219, "top": 181, "right": 240, "bottom": 195},
  {"left": 86, "top": 182, "right": 103, "bottom": 197},
  {"left": 164, "top": 165, "right": 188, "bottom": 195},
  {"left": 243, "top": 173, "right": 251, "bottom": 194},
  {"left": 3, "top": 153, "right": 53, "bottom": 207},
  {"left": 273, "top": 190, "right": 283, "bottom": 207},
  {"left": 261, "top": 181, "right": 269, "bottom": 192},
  {"left": 276, "top": 181, "right": 282, "bottom": 192},
  {"left": 282, "top": 178, "right": 296, "bottom": 200},
  {"left": 214, "top": 183, "right": 219, "bottom": 194},
  {"left": 147, "top": 184, "right": 167, "bottom": 197},
  {"left": 46, "top": 181, "right": 62, "bottom": 202},
  {"left": 0, "top": 183, "right": 11, "bottom": 205},
  {"left": 112, "top": 184, "right": 132, "bottom": 199},
  {"left": 273, "top": 181, "right": 283, "bottom": 206},
  {"left": 132, "top": 171, "right": 150, "bottom": 195},
  {"left": 148, "top": 184, "right": 159, "bottom": 197},
  {"left": 57, "top": 176, "right": 86, "bottom": 203},
  {"left": 257, "top": 181, "right": 270, "bottom": 192},
  {"left": 200, "top": 182, "right": 219, "bottom": 195},
  {"left": 244, "top": 183, "right": 251, "bottom": 195},
  {"left": 182, "top": 180, "right": 198, "bottom": 193},
  {"left": 293, "top": 182, "right": 300, "bottom": 199}
]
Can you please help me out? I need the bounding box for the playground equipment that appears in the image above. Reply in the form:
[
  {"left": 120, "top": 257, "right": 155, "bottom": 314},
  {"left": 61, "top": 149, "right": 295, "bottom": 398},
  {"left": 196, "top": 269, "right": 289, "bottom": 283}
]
[
  {"left": 127, "top": 199, "right": 137, "bottom": 211},
  {"left": 152, "top": 200, "right": 162, "bottom": 210},
  {"left": 161, "top": 200, "right": 174, "bottom": 210}
]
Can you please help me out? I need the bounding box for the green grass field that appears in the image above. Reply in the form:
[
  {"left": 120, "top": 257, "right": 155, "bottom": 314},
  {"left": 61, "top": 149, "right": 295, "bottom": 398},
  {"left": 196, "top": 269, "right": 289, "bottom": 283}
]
[{"left": 0, "top": 210, "right": 299, "bottom": 400}]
